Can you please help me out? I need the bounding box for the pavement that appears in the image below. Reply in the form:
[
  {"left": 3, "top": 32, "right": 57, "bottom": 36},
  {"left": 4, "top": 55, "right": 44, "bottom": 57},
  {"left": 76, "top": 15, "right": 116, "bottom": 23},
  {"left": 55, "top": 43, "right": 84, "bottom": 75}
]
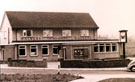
[{"left": 0, "top": 62, "right": 135, "bottom": 82}]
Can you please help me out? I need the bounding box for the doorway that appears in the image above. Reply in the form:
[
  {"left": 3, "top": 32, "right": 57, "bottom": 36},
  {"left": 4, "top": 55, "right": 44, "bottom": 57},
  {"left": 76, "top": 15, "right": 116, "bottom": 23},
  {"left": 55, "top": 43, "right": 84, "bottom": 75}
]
[{"left": 63, "top": 47, "right": 67, "bottom": 60}]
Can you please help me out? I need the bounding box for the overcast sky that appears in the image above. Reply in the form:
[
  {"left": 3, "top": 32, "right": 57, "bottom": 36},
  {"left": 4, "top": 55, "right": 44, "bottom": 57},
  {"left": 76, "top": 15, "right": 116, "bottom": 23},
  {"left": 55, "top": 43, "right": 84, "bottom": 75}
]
[{"left": 0, "top": 0, "right": 135, "bottom": 38}]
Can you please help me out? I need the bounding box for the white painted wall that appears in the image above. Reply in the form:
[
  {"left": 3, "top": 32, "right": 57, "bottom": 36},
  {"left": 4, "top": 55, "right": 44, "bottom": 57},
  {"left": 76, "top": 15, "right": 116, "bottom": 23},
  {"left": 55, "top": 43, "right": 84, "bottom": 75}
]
[{"left": 0, "top": 13, "right": 12, "bottom": 45}]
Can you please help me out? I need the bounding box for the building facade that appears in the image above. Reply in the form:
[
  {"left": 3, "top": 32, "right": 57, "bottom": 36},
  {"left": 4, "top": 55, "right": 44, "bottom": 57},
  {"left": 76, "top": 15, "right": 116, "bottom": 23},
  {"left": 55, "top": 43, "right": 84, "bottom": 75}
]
[{"left": 0, "top": 11, "right": 122, "bottom": 61}]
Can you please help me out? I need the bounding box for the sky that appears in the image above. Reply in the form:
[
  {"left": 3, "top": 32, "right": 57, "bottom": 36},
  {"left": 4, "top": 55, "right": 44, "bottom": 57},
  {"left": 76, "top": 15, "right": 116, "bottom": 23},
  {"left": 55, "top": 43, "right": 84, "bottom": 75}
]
[{"left": 0, "top": 0, "right": 135, "bottom": 38}]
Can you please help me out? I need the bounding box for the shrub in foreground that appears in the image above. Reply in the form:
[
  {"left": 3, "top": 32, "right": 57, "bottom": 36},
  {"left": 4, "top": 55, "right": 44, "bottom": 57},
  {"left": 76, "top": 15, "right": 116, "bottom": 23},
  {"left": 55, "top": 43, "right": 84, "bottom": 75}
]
[{"left": 0, "top": 73, "right": 83, "bottom": 82}]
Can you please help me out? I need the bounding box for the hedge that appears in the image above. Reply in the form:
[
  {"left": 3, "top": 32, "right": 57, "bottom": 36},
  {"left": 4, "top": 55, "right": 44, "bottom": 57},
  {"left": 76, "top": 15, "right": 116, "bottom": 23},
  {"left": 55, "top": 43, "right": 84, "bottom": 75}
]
[
  {"left": 8, "top": 58, "right": 47, "bottom": 68},
  {"left": 60, "top": 59, "right": 131, "bottom": 68}
]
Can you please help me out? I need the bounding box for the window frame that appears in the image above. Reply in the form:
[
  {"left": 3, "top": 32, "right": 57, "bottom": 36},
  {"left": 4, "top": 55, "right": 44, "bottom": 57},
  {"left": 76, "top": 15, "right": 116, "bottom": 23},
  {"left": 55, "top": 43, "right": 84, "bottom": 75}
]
[
  {"left": 112, "top": 43, "right": 117, "bottom": 52},
  {"left": 30, "top": 45, "right": 38, "bottom": 56},
  {"left": 80, "top": 29, "right": 90, "bottom": 36},
  {"left": 43, "top": 30, "right": 53, "bottom": 37},
  {"left": 106, "top": 44, "right": 111, "bottom": 52},
  {"left": 94, "top": 44, "right": 99, "bottom": 52},
  {"left": 94, "top": 43, "right": 118, "bottom": 53},
  {"left": 18, "top": 45, "right": 27, "bottom": 56},
  {"left": 42, "top": 45, "right": 49, "bottom": 56},
  {"left": 62, "top": 30, "right": 72, "bottom": 37},
  {"left": 53, "top": 46, "right": 59, "bottom": 55},
  {"left": 99, "top": 44, "right": 105, "bottom": 52},
  {"left": 23, "top": 30, "right": 33, "bottom": 37}
]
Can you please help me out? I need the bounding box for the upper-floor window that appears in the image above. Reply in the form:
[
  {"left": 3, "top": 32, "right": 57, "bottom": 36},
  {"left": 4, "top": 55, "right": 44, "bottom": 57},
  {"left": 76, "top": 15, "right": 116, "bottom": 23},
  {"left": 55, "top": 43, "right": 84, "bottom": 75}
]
[
  {"left": 43, "top": 30, "right": 53, "bottom": 37},
  {"left": 80, "top": 30, "right": 89, "bottom": 36},
  {"left": 23, "top": 30, "right": 33, "bottom": 37},
  {"left": 62, "top": 30, "right": 71, "bottom": 37}
]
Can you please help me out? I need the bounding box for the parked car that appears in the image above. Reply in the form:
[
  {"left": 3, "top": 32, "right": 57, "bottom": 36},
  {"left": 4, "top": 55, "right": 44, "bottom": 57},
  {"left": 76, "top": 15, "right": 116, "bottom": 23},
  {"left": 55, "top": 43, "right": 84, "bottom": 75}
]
[{"left": 127, "top": 58, "right": 135, "bottom": 71}]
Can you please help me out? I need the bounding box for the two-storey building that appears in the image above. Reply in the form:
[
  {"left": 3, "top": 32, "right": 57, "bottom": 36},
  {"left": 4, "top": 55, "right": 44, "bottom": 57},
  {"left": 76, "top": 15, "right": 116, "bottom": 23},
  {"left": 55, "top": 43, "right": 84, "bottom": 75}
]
[{"left": 0, "top": 11, "right": 121, "bottom": 61}]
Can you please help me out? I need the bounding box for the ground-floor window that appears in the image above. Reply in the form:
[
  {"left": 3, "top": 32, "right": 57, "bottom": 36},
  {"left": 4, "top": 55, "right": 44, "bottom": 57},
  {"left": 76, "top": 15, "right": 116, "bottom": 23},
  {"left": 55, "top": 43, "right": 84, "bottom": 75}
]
[
  {"left": 19, "top": 45, "right": 26, "bottom": 56},
  {"left": 106, "top": 44, "right": 111, "bottom": 52},
  {"left": 53, "top": 46, "right": 59, "bottom": 55},
  {"left": 94, "top": 43, "right": 118, "bottom": 53},
  {"left": 112, "top": 43, "right": 117, "bottom": 51},
  {"left": 94, "top": 44, "right": 98, "bottom": 52},
  {"left": 42, "top": 45, "right": 49, "bottom": 56},
  {"left": 30, "top": 45, "right": 38, "bottom": 56},
  {"left": 100, "top": 44, "right": 105, "bottom": 52},
  {"left": 74, "top": 48, "right": 88, "bottom": 59}
]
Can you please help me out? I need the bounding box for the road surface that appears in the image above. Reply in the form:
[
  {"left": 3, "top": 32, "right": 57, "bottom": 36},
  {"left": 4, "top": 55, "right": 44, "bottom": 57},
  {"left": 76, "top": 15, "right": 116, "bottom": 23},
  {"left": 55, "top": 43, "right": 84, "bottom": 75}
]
[{"left": 1, "top": 63, "right": 135, "bottom": 82}]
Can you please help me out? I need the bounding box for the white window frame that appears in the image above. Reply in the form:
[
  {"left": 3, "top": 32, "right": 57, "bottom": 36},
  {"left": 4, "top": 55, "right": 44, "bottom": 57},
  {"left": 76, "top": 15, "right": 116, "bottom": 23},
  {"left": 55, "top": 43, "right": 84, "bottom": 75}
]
[
  {"left": 42, "top": 45, "right": 49, "bottom": 56},
  {"left": 94, "top": 43, "right": 118, "bottom": 53},
  {"left": 112, "top": 43, "right": 118, "bottom": 52},
  {"left": 99, "top": 44, "right": 105, "bottom": 52},
  {"left": 62, "top": 30, "right": 71, "bottom": 37},
  {"left": 80, "top": 29, "right": 89, "bottom": 36},
  {"left": 43, "top": 30, "right": 53, "bottom": 37},
  {"left": 106, "top": 44, "right": 111, "bottom": 52},
  {"left": 30, "top": 45, "right": 38, "bottom": 56},
  {"left": 23, "top": 30, "right": 33, "bottom": 37},
  {"left": 18, "top": 45, "right": 27, "bottom": 56},
  {"left": 53, "top": 46, "right": 59, "bottom": 55},
  {"left": 94, "top": 44, "right": 99, "bottom": 52}
]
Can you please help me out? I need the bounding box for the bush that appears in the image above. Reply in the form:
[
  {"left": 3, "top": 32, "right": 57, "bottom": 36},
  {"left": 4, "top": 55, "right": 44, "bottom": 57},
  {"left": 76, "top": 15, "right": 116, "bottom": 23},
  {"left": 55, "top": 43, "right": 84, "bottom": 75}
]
[{"left": 0, "top": 73, "right": 83, "bottom": 82}]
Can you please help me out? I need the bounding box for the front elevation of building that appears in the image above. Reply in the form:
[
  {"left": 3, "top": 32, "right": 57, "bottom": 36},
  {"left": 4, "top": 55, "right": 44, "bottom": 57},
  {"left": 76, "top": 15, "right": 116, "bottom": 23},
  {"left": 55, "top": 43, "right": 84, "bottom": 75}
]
[{"left": 0, "top": 11, "right": 122, "bottom": 61}]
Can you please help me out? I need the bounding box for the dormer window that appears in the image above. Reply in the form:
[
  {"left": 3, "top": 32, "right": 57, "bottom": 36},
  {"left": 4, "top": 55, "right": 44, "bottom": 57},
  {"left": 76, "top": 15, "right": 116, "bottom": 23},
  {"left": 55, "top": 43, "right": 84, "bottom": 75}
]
[
  {"left": 43, "top": 30, "right": 53, "bottom": 37},
  {"left": 62, "top": 30, "right": 71, "bottom": 37},
  {"left": 80, "top": 30, "right": 89, "bottom": 36},
  {"left": 23, "top": 30, "right": 33, "bottom": 37}
]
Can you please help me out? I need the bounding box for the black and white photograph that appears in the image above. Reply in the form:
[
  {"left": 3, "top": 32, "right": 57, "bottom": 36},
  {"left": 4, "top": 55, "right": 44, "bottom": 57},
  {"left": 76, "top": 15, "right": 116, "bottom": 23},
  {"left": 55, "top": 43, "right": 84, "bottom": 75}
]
[{"left": 0, "top": 0, "right": 135, "bottom": 82}]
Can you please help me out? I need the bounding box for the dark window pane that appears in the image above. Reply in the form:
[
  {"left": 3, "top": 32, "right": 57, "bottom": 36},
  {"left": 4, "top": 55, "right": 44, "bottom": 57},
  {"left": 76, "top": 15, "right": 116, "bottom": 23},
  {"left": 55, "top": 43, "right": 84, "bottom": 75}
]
[
  {"left": 31, "top": 49, "right": 37, "bottom": 55},
  {"left": 100, "top": 45, "right": 104, "bottom": 52},
  {"left": 94, "top": 45, "right": 98, "bottom": 52},
  {"left": 106, "top": 46, "right": 111, "bottom": 52},
  {"left": 42, "top": 48, "right": 48, "bottom": 55},
  {"left": 19, "top": 49, "right": 25, "bottom": 55},
  {"left": 106, "top": 44, "right": 111, "bottom": 52},
  {"left": 31, "top": 49, "right": 36, "bottom": 52},
  {"left": 24, "top": 32, "right": 26, "bottom": 36},
  {"left": 112, "top": 44, "right": 117, "bottom": 51},
  {"left": 27, "top": 30, "right": 31, "bottom": 36},
  {"left": 20, "top": 46, "right": 25, "bottom": 48},
  {"left": 112, "top": 46, "right": 117, "bottom": 51},
  {"left": 53, "top": 47, "right": 58, "bottom": 54}
]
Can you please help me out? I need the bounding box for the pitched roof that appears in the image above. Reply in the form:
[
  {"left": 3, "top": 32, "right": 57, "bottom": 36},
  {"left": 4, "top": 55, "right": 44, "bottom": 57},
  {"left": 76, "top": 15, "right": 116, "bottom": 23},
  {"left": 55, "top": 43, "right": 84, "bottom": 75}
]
[{"left": 6, "top": 11, "right": 99, "bottom": 29}]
